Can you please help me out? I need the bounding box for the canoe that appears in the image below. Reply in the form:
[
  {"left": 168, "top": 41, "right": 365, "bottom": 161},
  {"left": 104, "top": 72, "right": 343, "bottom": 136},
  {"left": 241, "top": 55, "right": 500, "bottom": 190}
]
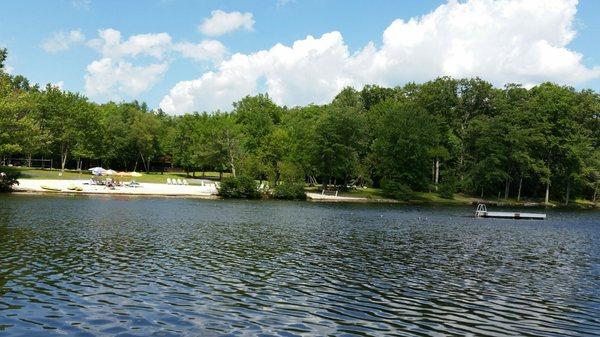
[{"left": 41, "top": 185, "right": 62, "bottom": 191}]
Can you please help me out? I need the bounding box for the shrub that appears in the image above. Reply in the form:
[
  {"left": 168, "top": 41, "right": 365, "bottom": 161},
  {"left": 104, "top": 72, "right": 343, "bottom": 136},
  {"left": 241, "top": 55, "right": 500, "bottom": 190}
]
[
  {"left": 381, "top": 179, "right": 413, "bottom": 201},
  {"left": 0, "top": 171, "right": 20, "bottom": 192},
  {"left": 438, "top": 178, "right": 457, "bottom": 199},
  {"left": 218, "top": 175, "right": 260, "bottom": 199},
  {"left": 273, "top": 181, "right": 306, "bottom": 200}
]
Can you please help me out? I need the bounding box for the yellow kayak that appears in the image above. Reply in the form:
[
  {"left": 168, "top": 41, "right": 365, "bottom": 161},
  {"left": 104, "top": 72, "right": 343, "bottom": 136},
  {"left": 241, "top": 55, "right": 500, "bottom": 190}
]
[{"left": 41, "top": 185, "right": 62, "bottom": 191}]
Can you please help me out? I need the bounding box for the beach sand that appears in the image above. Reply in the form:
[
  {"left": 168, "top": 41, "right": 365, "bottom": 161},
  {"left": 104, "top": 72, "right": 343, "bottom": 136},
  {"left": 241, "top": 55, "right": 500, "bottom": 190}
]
[
  {"left": 13, "top": 179, "right": 395, "bottom": 203},
  {"left": 14, "top": 179, "right": 219, "bottom": 198}
]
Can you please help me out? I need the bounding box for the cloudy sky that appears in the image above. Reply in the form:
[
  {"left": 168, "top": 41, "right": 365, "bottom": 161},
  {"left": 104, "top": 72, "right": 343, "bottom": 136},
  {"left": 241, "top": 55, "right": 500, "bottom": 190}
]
[{"left": 1, "top": 0, "right": 599, "bottom": 114}]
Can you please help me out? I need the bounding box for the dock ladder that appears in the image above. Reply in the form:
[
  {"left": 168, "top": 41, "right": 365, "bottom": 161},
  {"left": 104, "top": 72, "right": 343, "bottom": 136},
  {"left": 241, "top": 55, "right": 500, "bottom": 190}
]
[{"left": 475, "top": 204, "right": 487, "bottom": 217}]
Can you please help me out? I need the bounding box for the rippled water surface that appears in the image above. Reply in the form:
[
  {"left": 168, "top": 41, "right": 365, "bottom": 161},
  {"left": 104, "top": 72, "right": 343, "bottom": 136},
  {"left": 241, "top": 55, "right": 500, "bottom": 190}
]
[{"left": 0, "top": 195, "right": 599, "bottom": 336}]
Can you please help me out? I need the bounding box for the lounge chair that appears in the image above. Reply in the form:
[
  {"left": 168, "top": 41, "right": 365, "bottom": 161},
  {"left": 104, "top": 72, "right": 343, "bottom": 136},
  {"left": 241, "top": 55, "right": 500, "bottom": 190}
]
[
  {"left": 176, "top": 178, "right": 183, "bottom": 185},
  {"left": 92, "top": 176, "right": 104, "bottom": 185},
  {"left": 126, "top": 181, "right": 141, "bottom": 188},
  {"left": 183, "top": 179, "right": 189, "bottom": 185},
  {"left": 166, "top": 178, "right": 172, "bottom": 185}
]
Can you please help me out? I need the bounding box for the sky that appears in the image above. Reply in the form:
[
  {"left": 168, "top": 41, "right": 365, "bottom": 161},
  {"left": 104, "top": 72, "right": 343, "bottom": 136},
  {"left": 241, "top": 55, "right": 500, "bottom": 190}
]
[{"left": 1, "top": 0, "right": 599, "bottom": 114}]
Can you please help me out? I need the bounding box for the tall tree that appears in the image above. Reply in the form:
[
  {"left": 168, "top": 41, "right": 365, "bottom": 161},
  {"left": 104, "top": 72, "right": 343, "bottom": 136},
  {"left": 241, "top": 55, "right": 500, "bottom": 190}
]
[
  {"left": 234, "top": 94, "right": 282, "bottom": 154},
  {"left": 372, "top": 100, "right": 441, "bottom": 190},
  {"left": 311, "top": 102, "right": 366, "bottom": 187},
  {"left": 210, "top": 113, "right": 242, "bottom": 177},
  {"left": 39, "top": 86, "right": 96, "bottom": 172},
  {"left": 130, "top": 109, "right": 162, "bottom": 173},
  {"left": 0, "top": 48, "right": 6, "bottom": 71}
]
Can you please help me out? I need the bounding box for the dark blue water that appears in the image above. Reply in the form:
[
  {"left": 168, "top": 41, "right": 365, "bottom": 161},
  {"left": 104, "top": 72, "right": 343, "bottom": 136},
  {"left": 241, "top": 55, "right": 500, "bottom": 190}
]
[{"left": 0, "top": 194, "right": 599, "bottom": 336}]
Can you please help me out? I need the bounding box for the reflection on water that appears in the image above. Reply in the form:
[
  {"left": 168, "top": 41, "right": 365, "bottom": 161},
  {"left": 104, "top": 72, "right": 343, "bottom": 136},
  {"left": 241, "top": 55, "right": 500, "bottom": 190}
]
[{"left": 0, "top": 194, "right": 599, "bottom": 336}]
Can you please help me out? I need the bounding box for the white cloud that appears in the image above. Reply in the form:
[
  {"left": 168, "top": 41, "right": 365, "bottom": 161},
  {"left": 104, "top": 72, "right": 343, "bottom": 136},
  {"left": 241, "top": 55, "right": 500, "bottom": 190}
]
[
  {"left": 41, "top": 29, "right": 85, "bottom": 53},
  {"left": 51, "top": 81, "right": 64, "bottom": 90},
  {"left": 159, "top": 32, "right": 354, "bottom": 113},
  {"left": 173, "top": 40, "right": 227, "bottom": 62},
  {"left": 88, "top": 29, "right": 172, "bottom": 59},
  {"left": 84, "top": 58, "right": 168, "bottom": 100},
  {"left": 160, "top": 0, "right": 600, "bottom": 114},
  {"left": 87, "top": 28, "right": 227, "bottom": 62},
  {"left": 198, "top": 10, "right": 255, "bottom": 36},
  {"left": 84, "top": 29, "right": 226, "bottom": 100}
]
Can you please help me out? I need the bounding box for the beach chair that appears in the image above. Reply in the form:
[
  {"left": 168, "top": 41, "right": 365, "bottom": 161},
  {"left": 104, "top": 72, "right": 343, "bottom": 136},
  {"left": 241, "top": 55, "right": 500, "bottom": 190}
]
[
  {"left": 183, "top": 179, "right": 189, "bottom": 185},
  {"left": 126, "top": 180, "right": 140, "bottom": 188},
  {"left": 92, "top": 176, "right": 104, "bottom": 185},
  {"left": 167, "top": 178, "right": 172, "bottom": 185},
  {"left": 176, "top": 178, "right": 183, "bottom": 185}
]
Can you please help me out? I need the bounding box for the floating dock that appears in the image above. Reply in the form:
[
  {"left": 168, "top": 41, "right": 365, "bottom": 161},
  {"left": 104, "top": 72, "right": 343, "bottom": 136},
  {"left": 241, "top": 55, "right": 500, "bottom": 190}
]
[{"left": 475, "top": 204, "right": 546, "bottom": 220}]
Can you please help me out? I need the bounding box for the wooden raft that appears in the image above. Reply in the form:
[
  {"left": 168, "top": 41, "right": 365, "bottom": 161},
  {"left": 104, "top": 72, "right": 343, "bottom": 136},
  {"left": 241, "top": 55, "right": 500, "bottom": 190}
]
[{"left": 475, "top": 204, "right": 546, "bottom": 220}]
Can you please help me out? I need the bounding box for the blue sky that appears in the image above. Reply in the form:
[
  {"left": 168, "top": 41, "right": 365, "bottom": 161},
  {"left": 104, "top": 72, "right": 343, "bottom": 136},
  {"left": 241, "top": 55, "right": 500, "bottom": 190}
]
[{"left": 1, "top": 0, "right": 599, "bottom": 114}]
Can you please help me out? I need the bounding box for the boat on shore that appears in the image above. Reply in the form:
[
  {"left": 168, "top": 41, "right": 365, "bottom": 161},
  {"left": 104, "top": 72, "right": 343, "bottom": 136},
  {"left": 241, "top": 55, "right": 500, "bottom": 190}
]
[{"left": 40, "top": 185, "right": 62, "bottom": 192}]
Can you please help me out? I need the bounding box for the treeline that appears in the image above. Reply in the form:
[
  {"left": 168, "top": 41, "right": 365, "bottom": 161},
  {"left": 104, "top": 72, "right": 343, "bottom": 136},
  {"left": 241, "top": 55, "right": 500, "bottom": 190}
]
[{"left": 1, "top": 48, "right": 599, "bottom": 203}]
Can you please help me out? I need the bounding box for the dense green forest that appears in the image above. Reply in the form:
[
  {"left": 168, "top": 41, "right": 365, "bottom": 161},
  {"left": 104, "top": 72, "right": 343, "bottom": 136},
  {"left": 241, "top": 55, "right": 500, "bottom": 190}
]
[{"left": 1, "top": 48, "right": 599, "bottom": 203}]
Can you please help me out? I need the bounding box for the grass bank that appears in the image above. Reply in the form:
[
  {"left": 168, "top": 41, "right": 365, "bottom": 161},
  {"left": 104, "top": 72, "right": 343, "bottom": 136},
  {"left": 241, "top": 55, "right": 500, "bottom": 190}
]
[
  {"left": 4, "top": 167, "right": 597, "bottom": 208},
  {"left": 334, "top": 187, "right": 598, "bottom": 209}
]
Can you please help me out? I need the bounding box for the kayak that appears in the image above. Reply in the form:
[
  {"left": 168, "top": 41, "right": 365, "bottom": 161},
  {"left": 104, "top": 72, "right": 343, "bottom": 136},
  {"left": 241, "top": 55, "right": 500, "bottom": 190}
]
[{"left": 41, "top": 185, "right": 62, "bottom": 191}]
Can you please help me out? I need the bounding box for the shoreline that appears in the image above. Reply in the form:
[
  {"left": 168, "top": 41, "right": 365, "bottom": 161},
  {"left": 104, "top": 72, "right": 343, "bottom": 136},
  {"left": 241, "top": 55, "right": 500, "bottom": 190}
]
[
  {"left": 306, "top": 192, "right": 400, "bottom": 204},
  {"left": 303, "top": 192, "right": 599, "bottom": 209},
  {"left": 11, "top": 190, "right": 220, "bottom": 200},
  {"left": 12, "top": 179, "right": 219, "bottom": 198},
  {"left": 9, "top": 179, "right": 598, "bottom": 209}
]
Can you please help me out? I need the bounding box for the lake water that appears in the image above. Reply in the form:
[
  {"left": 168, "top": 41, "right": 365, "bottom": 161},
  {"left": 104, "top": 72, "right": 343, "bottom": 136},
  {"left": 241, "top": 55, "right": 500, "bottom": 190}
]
[{"left": 0, "top": 195, "right": 599, "bottom": 337}]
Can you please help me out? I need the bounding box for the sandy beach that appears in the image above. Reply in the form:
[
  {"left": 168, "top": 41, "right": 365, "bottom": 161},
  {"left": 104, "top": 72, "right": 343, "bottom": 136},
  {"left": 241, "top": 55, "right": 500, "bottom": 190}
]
[
  {"left": 12, "top": 179, "right": 402, "bottom": 203},
  {"left": 13, "top": 180, "right": 379, "bottom": 202},
  {"left": 13, "top": 179, "right": 219, "bottom": 198}
]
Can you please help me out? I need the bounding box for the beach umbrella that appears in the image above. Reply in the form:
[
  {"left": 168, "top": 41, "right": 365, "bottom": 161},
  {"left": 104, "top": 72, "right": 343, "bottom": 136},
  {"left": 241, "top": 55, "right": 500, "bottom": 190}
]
[
  {"left": 116, "top": 171, "right": 131, "bottom": 177},
  {"left": 130, "top": 172, "right": 142, "bottom": 177},
  {"left": 88, "top": 167, "right": 106, "bottom": 176}
]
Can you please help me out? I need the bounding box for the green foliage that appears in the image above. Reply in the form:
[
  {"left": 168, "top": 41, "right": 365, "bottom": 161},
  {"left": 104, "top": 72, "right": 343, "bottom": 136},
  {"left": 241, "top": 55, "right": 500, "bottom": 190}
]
[
  {"left": 273, "top": 181, "right": 306, "bottom": 200},
  {"left": 238, "top": 154, "right": 266, "bottom": 180},
  {"left": 372, "top": 100, "right": 441, "bottom": 190},
  {"left": 438, "top": 177, "right": 457, "bottom": 199},
  {"left": 0, "top": 171, "right": 20, "bottom": 192},
  {"left": 361, "top": 85, "right": 398, "bottom": 110},
  {"left": 311, "top": 104, "right": 366, "bottom": 186},
  {"left": 234, "top": 94, "right": 282, "bottom": 153},
  {"left": 218, "top": 175, "right": 260, "bottom": 199},
  {"left": 0, "top": 48, "right": 6, "bottom": 70},
  {"left": 380, "top": 179, "right": 413, "bottom": 201},
  {"left": 0, "top": 46, "right": 598, "bottom": 204}
]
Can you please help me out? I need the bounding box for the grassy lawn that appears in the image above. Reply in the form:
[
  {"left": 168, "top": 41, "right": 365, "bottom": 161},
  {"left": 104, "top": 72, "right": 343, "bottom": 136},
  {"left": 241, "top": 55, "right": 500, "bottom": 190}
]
[
  {"left": 412, "top": 191, "right": 476, "bottom": 205},
  {"left": 572, "top": 198, "right": 599, "bottom": 208},
  {"left": 315, "top": 185, "right": 598, "bottom": 208},
  {"left": 339, "top": 187, "right": 474, "bottom": 204},
  {"left": 338, "top": 187, "right": 386, "bottom": 199},
  {"left": 1, "top": 166, "right": 228, "bottom": 184}
]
